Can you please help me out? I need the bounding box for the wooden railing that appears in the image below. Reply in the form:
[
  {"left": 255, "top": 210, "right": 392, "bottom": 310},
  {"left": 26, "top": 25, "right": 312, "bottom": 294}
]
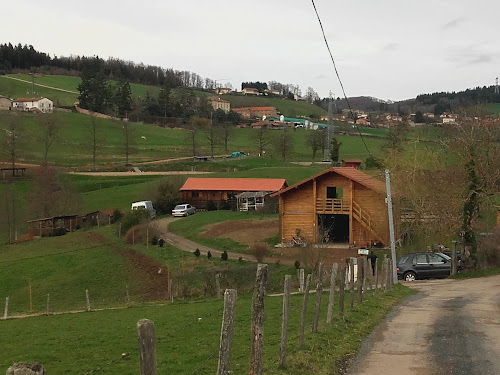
[
  {"left": 352, "top": 200, "right": 384, "bottom": 243},
  {"left": 315, "top": 198, "right": 350, "bottom": 214}
]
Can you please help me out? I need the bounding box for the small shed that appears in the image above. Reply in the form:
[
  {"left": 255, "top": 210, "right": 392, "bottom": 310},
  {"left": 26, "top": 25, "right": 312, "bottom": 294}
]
[
  {"left": 28, "top": 215, "right": 79, "bottom": 237},
  {"left": 236, "top": 191, "right": 267, "bottom": 211}
]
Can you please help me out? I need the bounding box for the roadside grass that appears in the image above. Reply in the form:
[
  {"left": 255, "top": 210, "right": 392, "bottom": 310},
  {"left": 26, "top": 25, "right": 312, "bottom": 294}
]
[
  {"left": 450, "top": 267, "right": 500, "bottom": 279},
  {"left": 0, "top": 281, "right": 414, "bottom": 375},
  {"left": 168, "top": 210, "right": 275, "bottom": 253}
]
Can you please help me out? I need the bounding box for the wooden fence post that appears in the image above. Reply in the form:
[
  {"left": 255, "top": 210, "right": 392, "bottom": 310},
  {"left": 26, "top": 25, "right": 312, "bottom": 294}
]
[
  {"left": 280, "top": 275, "right": 291, "bottom": 366},
  {"left": 147, "top": 228, "right": 149, "bottom": 250},
  {"left": 137, "top": 319, "right": 157, "bottom": 375},
  {"left": 250, "top": 264, "right": 268, "bottom": 375},
  {"left": 367, "top": 258, "right": 372, "bottom": 292},
  {"left": 327, "top": 263, "right": 338, "bottom": 324},
  {"left": 299, "top": 269, "right": 305, "bottom": 293},
  {"left": 85, "top": 289, "right": 91, "bottom": 312},
  {"left": 312, "top": 263, "right": 323, "bottom": 333},
  {"left": 46, "top": 294, "right": 50, "bottom": 315},
  {"left": 216, "top": 273, "right": 222, "bottom": 299},
  {"left": 217, "top": 289, "right": 237, "bottom": 375},
  {"left": 349, "top": 258, "right": 355, "bottom": 309},
  {"left": 375, "top": 258, "right": 379, "bottom": 290},
  {"left": 384, "top": 258, "right": 389, "bottom": 292},
  {"left": 3, "top": 297, "right": 8, "bottom": 320},
  {"left": 357, "top": 258, "right": 364, "bottom": 304},
  {"left": 299, "top": 274, "right": 312, "bottom": 348},
  {"left": 339, "top": 267, "right": 346, "bottom": 316}
]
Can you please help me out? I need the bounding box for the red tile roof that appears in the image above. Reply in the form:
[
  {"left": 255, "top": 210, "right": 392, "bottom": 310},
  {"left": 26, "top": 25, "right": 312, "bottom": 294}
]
[
  {"left": 13, "top": 97, "right": 46, "bottom": 102},
  {"left": 271, "top": 167, "right": 385, "bottom": 197},
  {"left": 180, "top": 178, "right": 287, "bottom": 192},
  {"left": 342, "top": 159, "right": 362, "bottom": 163}
]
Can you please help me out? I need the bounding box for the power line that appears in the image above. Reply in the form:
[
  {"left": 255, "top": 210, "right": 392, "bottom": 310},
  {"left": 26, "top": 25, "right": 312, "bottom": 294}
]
[{"left": 310, "top": 0, "right": 373, "bottom": 158}]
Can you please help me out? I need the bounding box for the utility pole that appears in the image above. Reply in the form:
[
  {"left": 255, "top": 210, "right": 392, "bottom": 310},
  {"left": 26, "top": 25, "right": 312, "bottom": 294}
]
[
  {"left": 495, "top": 77, "right": 499, "bottom": 95},
  {"left": 323, "top": 92, "right": 334, "bottom": 162},
  {"left": 385, "top": 169, "right": 398, "bottom": 284}
]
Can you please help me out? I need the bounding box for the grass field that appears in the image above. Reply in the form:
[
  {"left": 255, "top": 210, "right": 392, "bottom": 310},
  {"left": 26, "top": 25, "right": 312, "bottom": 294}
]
[
  {"left": 0, "top": 263, "right": 414, "bottom": 375},
  {"left": 485, "top": 103, "right": 500, "bottom": 117}
]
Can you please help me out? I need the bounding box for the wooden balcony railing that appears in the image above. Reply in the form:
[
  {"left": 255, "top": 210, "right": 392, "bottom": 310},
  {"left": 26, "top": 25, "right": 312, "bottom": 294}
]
[{"left": 315, "top": 198, "right": 350, "bottom": 214}]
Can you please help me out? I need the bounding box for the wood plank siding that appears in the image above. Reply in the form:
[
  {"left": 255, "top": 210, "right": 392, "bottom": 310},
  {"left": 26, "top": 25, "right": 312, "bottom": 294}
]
[{"left": 272, "top": 168, "right": 391, "bottom": 247}]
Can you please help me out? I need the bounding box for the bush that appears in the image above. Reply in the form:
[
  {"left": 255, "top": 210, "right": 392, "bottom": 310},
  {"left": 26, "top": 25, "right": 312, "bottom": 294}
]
[
  {"left": 477, "top": 229, "right": 500, "bottom": 267},
  {"left": 121, "top": 210, "right": 150, "bottom": 234},
  {"left": 206, "top": 200, "right": 217, "bottom": 211},
  {"left": 249, "top": 243, "right": 271, "bottom": 262},
  {"left": 194, "top": 248, "right": 201, "bottom": 257},
  {"left": 207, "top": 251, "right": 212, "bottom": 259},
  {"left": 152, "top": 177, "right": 184, "bottom": 215},
  {"left": 151, "top": 235, "right": 158, "bottom": 245},
  {"left": 123, "top": 222, "right": 160, "bottom": 245},
  {"left": 294, "top": 260, "right": 301, "bottom": 269},
  {"left": 221, "top": 250, "right": 228, "bottom": 261},
  {"left": 111, "top": 209, "right": 123, "bottom": 224}
]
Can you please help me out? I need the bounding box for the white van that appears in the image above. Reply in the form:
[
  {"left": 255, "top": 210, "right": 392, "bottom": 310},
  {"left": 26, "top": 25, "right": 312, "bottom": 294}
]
[{"left": 131, "top": 201, "right": 156, "bottom": 218}]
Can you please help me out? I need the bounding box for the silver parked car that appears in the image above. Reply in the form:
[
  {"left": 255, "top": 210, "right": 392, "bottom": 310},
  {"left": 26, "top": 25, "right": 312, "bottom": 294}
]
[{"left": 172, "top": 204, "right": 196, "bottom": 217}]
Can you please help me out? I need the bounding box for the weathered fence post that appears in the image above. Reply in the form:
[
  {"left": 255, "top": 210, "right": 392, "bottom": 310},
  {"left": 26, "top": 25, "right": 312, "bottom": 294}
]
[
  {"left": 312, "top": 263, "right": 323, "bottom": 333},
  {"left": 339, "top": 267, "right": 346, "bottom": 316},
  {"left": 217, "top": 289, "right": 237, "bottom": 375},
  {"left": 384, "top": 258, "right": 390, "bottom": 292},
  {"left": 349, "top": 258, "right": 355, "bottom": 309},
  {"left": 46, "top": 294, "right": 50, "bottom": 315},
  {"left": 85, "top": 289, "right": 91, "bottom": 312},
  {"left": 375, "top": 258, "right": 379, "bottom": 290},
  {"left": 137, "top": 319, "right": 156, "bottom": 375},
  {"left": 299, "top": 274, "right": 312, "bottom": 348},
  {"left": 280, "top": 275, "right": 291, "bottom": 366},
  {"left": 216, "top": 273, "right": 222, "bottom": 299},
  {"left": 299, "top": 269, "right": 305, "bottom": 293},
  {"left": 367, "top": 258, "right": 372, "bottom": 292},
  {"left": 250, "top": 264, "right": 268, "bottom": 375},
  {"left": 146, "top": 228, "right": 149, "bottom": 250},
  {"left": 3, "top": 296, "right": 8, "bottom": 320},
  {"left": 327, "top": 263, "right": 338, "bottom": 324},
  {"left": 451, "top": 240, "right": 458, "bottom": 276},
  {"left": 357, "top": 258, "right": 364, "bottom": 304}
]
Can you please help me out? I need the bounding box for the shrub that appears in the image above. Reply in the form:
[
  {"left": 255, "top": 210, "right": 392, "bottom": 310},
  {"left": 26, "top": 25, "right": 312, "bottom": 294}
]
[
  {"left": 221, "top": 250, "right": 228, "bottom": 261},
  {"left": 294, "top": 260, "right": 301, "bottom": 269},
  {"left": 249, "top": 243, "right": 271, "bottom": 262},
  {"left": 151, "top": 235, "right": 158, "bottom": 245},
  {"left": 152, "top": 177, "right": 184, "bottom": 215},
  {"left": 121, "top": 210, "right": 150, "bottom": 234},
  {"left": 206, "top": 200, "right": 217, "bottom": 211},
  {"left": 111, "top": 209, "right": 123, "bottom": 223},
  {"left": 207, "top": 251, "right": 212, "bottom": 259},
  {"left": 477, "top": 229, "right": 500, "bottom": 267},
  {"left": 124, "top": 222, "right": 160, "bottom": 245},
  {"left": 194, "top": 248, "right": 201, "bottom": 257},
  {"left": 158, "top": 238, "right": 165, "bottom": 247}
]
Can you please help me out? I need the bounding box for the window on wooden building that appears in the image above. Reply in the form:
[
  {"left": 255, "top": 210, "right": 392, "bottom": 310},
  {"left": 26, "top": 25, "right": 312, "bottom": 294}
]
[{"left": 326, "top": 187, "right": 343, "bottom": 199}]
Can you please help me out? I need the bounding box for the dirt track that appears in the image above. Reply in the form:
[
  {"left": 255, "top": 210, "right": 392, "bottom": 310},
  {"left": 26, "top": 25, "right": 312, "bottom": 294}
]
[{"left": 346, "top": 275, "right": 500, "bottom": 375}]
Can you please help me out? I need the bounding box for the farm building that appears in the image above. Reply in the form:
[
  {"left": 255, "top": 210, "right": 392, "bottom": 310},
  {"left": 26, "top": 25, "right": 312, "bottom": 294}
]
[
  {"left": 208, "top": 96, "right": 231, "bottom": 113},
  {"left": 271, "top": 168, "right": 390, "bottom": 247},
  {"left": 12, "top": 97, "right": 53, "bottom": 113},
  {"left": 179, "top": 178, "right": 287, "bottom": 210}
]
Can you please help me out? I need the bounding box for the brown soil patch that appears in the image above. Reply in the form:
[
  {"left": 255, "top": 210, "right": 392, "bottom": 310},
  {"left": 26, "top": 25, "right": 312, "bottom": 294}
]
[
  {"left": 199, "top": 218, "right": 279, "bottom": 246},
  {"left": 75, "top": 231, "right": 169, "bottom": 301}
]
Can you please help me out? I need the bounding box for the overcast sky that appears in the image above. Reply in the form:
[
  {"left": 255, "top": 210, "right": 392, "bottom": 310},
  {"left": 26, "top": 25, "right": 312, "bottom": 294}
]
[{"left": 4, "top": 0, "right": 499, "bottom": 101}]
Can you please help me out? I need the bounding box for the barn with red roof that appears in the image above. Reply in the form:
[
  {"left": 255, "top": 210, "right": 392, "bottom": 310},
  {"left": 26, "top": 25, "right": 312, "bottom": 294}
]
[
  {"left": 179, "top": 178, "right": 287, "bottom": 210},
  {"left": 271, "top": 168, "right": 390, "bottom": 247}
]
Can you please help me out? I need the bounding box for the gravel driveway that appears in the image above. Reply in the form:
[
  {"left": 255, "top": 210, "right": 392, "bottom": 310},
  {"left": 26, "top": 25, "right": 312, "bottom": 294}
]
[{"left": 346, "top": 275, "right": 500, "bottom": 375}]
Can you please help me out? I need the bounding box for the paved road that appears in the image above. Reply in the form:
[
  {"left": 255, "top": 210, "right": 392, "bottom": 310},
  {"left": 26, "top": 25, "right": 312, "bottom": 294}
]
[{"left": 347, "top": 275, "right": 500, "bottom": 375}]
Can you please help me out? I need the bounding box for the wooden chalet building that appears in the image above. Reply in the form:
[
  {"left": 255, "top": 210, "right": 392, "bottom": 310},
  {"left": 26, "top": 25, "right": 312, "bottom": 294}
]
[
  {"left": 180, "top": 178, "right": 287, "bottom": 210},
  {"left": 271, "top": 168, "right": 390, "bottom": 247}
]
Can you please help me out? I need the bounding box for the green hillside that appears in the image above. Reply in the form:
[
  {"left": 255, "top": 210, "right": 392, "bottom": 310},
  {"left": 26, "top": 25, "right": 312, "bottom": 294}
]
[{"left": 485, "top": 103, "right": 500, "bottom": 117}]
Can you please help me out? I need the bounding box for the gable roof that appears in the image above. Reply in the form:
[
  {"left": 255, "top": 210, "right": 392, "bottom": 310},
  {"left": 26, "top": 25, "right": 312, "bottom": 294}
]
[
  {"left": 271, "top": 167, "right": 385, "bottom": 197},
  {"left": 180, "top": 178, "right": 287, "bottom": 192}
]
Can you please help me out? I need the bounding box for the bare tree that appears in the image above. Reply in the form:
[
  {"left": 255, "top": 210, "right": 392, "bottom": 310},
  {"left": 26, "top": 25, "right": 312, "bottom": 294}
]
[
  {"left": 122, "top": 121, "right": 136, "bottom": 166},
  {"left": 274, "top": 128, "right": 294, "bottom": 162},
  {"left": 185, "top": 116, "right": 209, "bottom": 156},
  {"left": 86, "top": 115, "right": 101, "bottom": 171},
  {"left": 305, "top": 130, "right": 325, "bottom": 159},
  {"left": 1, "top": 116, "right": 23, "bottom": 173},
  {"left": 221, "top": 122, "right": 232, "bottom": 153},
  {"left": 251, "top": 127, "right": 272, "bottom": 157},
  {"left": 205, "top": 123, "right": 221, "bottom": 157},
  {"left": 37, "top": 114, "right": 60, "bottom": 165}
]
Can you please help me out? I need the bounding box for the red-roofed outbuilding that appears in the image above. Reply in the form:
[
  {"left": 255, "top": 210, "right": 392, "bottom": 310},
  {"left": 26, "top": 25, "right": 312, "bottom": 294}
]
[{"left": 180, "top": 178, "right": 287, "bottom": 210}]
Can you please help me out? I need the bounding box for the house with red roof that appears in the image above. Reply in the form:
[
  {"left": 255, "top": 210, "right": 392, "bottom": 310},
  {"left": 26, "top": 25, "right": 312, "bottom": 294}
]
[
  {"left": 180, "top": 177, "right": 288, "bottom": 210},
  {"left": 12, "top": 97, "right": 53, "bottom": 113},
  {"left": 271, "top": 168, "right": 390, "bottom": 247}
]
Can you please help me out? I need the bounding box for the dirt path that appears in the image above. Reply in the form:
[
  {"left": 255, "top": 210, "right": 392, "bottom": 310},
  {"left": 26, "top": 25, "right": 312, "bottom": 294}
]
[
  {"left": 1, "top": 75, "right": 78, "bottom": 94},
  {"left": 155, "top": 217, "right": 295, "bottom": 265},
  {"left": 346, "top": 275, "right": 500, "bottom": 375}
]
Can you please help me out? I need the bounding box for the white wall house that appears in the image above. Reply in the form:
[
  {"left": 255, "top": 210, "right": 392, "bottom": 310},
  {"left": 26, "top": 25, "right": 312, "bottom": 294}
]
[{"left": 12, "top": 97, "right": 53, "bottom": 113}]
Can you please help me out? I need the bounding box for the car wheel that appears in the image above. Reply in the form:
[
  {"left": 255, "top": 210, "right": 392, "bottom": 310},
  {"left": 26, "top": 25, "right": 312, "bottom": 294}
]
[{"left": 404, "top": 271, "right": 417, "bottom": 282}]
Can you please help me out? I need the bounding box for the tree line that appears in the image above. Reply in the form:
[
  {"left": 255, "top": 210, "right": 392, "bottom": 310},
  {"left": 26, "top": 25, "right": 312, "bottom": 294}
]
[{"left": 0, "top": 43, "right": 217, "bottom": 89}]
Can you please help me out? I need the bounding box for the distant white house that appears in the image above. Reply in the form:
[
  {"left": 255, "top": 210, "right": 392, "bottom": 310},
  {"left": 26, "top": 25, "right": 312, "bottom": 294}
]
[
  {"left": 12, "top": 97, "right": 53, "bottom": 113},
  {"left": 215, "top": 87, "right": 232, "bottom": 95},
  {"left": 242, "top": 87, "right": 259, "bottom": 95}
]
